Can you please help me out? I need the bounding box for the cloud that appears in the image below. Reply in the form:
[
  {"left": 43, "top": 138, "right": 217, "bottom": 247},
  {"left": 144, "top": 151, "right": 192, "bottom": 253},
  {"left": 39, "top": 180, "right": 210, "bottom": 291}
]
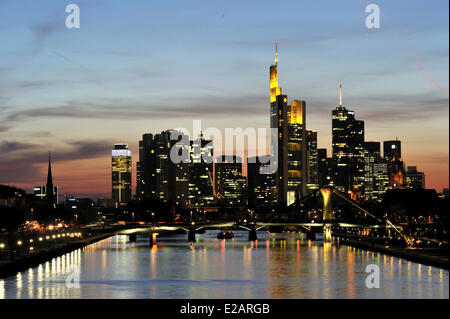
[
  {"left": 0, "top": 125, "right": 11, "bottom": 132},
  {"left": 0, "top": 139, "right": 115, "bottom": 185},
  {"left": 30, "top": 23, "right": 60, "bottom": 56},
  {"left": 305, "top": 92, "right": 449, "bottom": 123},
  {"left": 0, "top": 141, "right": 36, "bottom": 153},
  {"left": 0, "top": 94, "right": 266, "bottom": 130},
  {"left": 414, "top": 53, "right": 449, "bottom": 93}
]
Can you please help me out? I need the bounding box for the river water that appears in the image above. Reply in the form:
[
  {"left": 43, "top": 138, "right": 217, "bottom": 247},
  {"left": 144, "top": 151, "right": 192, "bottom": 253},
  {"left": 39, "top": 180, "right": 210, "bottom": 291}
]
[{"left": 0, "top": 231, "right": 448, "bottom": 299}]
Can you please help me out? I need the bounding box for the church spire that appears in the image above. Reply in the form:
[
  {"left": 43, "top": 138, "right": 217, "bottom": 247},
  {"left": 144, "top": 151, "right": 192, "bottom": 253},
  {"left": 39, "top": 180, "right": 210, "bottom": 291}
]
[
  {"left": 47, "top": 152, "right": 53, "bottom": 187},
  {"left": 46, "top": 152, "right": 55, "bottom": 205}
]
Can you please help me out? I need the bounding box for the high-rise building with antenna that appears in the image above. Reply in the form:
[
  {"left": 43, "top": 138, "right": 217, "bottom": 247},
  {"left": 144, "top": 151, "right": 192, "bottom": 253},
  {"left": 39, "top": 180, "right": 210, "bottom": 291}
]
[{"left": 331, "top": 84, "right": 365, "bottom": 193}]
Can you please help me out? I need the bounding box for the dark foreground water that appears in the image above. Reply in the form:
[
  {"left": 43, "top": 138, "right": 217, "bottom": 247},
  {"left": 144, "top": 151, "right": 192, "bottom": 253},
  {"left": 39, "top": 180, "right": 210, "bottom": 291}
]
[{"left": 0, "top": 231, "right": 448, "bottom": 298}]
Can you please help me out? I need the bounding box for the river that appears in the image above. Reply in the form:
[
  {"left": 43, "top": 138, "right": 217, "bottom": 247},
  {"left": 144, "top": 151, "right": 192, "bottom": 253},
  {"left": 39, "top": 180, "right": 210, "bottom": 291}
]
[{"left": 0, "top": 231, "right": 448, "bottom": 299}]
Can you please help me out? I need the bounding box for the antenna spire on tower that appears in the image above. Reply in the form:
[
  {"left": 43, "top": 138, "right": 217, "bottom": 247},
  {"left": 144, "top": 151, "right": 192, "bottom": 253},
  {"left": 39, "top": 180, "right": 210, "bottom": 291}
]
[
  {"left": 339, "top": 83, "right": 343, "bottom": 106},
  {"left": 275, "top": 41, "right": 278, "bottom": 65}
]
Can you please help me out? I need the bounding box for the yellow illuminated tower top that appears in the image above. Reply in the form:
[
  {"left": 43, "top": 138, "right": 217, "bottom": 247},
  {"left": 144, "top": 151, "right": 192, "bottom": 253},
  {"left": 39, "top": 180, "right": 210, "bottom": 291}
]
[{"left": 270, "top": 42, "right": 282, "bottom": 102}]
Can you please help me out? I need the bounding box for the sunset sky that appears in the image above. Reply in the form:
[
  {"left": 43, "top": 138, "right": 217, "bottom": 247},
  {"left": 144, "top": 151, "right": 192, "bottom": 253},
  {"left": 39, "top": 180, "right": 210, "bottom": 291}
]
[{"left": 0, "top": 0, "right": 448, "bottom": 199}]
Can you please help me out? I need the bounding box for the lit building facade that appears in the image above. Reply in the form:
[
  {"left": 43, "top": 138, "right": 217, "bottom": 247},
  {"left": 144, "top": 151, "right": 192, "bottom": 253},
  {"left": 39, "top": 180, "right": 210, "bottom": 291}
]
[
  {"left": 406, "top": 166, "right": 425, "bottom": 189},
  {"left": 188, "top": 135, "right": 214, "bottom": 206},
  {"left": 136, "top": 131, "right": 189, "bottom": 206},
  {"left": 363, "top": 141, "right": 381, "bottom": 199},
  {"left": 306, "top": 130, "right": 319, "bottom": 192},
  {"left": 112, "top": 144, "right": 132, "bottom": 205},
  {"left": 287, "top": 100, "right": 307, "bottom": 203},
  {"left": 372, "top": 158, "right": 389, "bottom": 201},
  {"left": 215, "top": 156, "right": 246, "bottom": 206},
  {"left": 317, "top": 148, "right": 338, "bottom": 188},
  {"left": 34, "top": 185, "right": 59, "bottom": 204},
  {"left": 136, "top": 133, "right": 156, "bottom": 200},
  {"left": 388, "top": 151, "right": 406, "bottom": 189},
  {"left": 247, "top": 156, "right": 277, "bottom": 208}
]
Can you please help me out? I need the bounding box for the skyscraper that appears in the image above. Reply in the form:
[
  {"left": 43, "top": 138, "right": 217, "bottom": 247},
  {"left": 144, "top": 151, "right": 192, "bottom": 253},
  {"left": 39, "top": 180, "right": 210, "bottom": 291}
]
[
  {"left": 136, "top": 131, "right": 189, "bottom": 206},
  {"left": 269, "top": 43, "right": 307, "bottom": 205},
  {"left": 287, "top": 100, "right": 307, "bottom": 203},
  {"left": 136, "top": 133, "right": 156, "bottom": 200},
  {"left": 331, "top": 85, "right": 365, "bottom": 192},
  {"left": 269, "top": 44, "right": 287, "bottom": 205},
  {"left": 215, "top": 155, "right": 246, "bottom": 206},
  {"left": 188, "top": 134, "right": 214, "bottom": 206},
  {"left": 112, "top": 143, "right": 132, "bottom": 205},
  {"left": 306, "top": 130, "right": 318, "bottom": 192}
]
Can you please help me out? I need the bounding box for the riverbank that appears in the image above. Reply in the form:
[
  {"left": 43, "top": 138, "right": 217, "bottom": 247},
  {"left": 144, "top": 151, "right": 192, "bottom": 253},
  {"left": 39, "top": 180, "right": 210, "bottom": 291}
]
[
  {"left": 335, "top": 236, "right": 449, "bottom": 270},
  {"left": 0, "top": 233, "right": 113, "bottom": 279}
]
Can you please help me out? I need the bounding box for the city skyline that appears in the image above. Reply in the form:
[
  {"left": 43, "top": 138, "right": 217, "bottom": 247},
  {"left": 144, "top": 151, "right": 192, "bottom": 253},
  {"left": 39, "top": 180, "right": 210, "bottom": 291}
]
[{"left": 0, "top": 0, "right": 448, "bottom": 197}]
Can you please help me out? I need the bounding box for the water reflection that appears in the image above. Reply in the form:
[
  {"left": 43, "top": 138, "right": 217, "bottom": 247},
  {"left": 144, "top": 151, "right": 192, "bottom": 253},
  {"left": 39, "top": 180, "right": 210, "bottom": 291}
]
[{"left": 0, "top": 231, "right": 448, "bottom": 299}]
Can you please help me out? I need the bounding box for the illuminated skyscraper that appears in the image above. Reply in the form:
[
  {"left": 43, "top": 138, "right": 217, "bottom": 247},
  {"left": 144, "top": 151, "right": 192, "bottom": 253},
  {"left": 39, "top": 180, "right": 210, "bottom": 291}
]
[
  {"left": 269, "top": 46, "right": 288, "bottom": 204},
  {"left": 287, "top": 100, "right": 307, "bottom": 203},
  {"left": 269, "top": 43, "right": 307, "bottom": 205},
  {"left": 306, "top": 130, "right": 319, "bottom": 192},
  {"left": 112, "top": 143, "right": 132, "bottom": 205},
  {"left": 331, "top": 85, "right": 365, "bottom": 192}
]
